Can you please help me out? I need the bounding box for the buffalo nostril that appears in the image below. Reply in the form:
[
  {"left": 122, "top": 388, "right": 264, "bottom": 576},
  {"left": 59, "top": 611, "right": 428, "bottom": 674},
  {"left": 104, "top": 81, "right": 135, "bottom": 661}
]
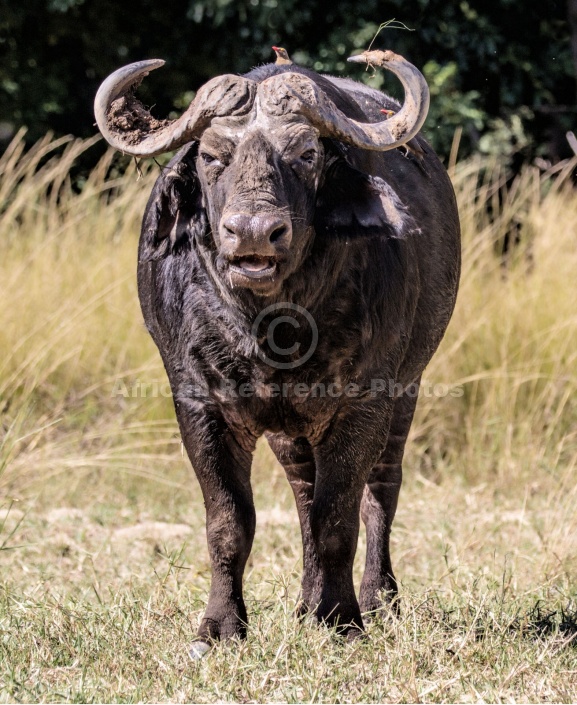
[
  {"left": 269, "top": 225, "right": 288, "bottom": 243},
  {"left": 221, "top": 218, "right": 239, "bottom": 242}
]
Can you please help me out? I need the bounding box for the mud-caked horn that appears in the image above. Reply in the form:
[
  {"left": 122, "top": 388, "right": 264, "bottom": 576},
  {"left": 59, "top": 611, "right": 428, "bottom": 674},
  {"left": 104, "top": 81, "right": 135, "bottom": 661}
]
[
  {"left": 94, "top": 60, "right": 256, "bottom": 157},
  {"left": 259, "top": 49, "right": 429, "bottom": 152}
]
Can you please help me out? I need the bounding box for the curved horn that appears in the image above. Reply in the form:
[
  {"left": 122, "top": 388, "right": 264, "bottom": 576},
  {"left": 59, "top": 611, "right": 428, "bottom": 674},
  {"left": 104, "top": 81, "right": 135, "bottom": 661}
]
[
  {"left": 94, "top": 60, "right": 256, "bottom": 157},
  {"left": 259, "top": 49, "right": 429, "bottom": 151}
]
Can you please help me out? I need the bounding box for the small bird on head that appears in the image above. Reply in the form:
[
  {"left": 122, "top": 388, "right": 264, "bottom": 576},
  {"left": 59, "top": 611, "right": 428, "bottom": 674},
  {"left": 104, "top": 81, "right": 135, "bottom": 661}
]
[{"left": 272, "top": 46, "right": 293, "bottom": 65}]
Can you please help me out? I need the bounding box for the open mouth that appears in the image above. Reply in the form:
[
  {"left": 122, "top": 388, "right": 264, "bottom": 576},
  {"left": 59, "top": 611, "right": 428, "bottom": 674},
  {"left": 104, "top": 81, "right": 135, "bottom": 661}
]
[{"left": 229, "top": 255, "right": 277, "bottom": 279}]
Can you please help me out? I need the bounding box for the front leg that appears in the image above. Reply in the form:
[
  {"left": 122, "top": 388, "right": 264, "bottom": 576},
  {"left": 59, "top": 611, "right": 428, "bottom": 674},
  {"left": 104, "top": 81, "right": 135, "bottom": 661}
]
[
  {"left": 174, "top": 398, "right": 256, "bottom": 646},
  {"left": 311, "top": 399, "right": 394, "bottom": 636},
  {"left": 266, "top": 432, "right": 322, "bottom": 615}
]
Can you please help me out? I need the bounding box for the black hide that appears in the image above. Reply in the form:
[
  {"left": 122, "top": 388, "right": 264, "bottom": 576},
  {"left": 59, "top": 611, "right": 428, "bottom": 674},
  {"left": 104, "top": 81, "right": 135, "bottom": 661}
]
[{"left": 137, "top": 62, "right": 460, "bottom": 644}]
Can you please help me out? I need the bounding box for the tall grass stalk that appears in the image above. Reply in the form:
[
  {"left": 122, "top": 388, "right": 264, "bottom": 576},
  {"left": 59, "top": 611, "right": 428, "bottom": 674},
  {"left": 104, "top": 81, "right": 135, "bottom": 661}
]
[
  {"left": 0, "top": 133, "right": 575, "bottom": 500},
  {"left": 1, "top": 133, "right": 576, "bottom": 703}
]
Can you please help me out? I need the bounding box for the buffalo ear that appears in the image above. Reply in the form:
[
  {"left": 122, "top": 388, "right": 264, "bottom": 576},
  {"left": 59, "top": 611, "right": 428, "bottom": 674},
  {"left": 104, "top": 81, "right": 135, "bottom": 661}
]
[
  {"left": 139, "top": 143, "right": 208, "bottom": 262},
  {"left": 314, "top": 151, "right": 417, "bottom": 240}
]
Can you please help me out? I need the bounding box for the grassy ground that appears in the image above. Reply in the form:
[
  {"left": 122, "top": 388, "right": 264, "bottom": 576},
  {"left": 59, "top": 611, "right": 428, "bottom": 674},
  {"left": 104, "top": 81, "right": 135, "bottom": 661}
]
[{"left": 0, "top": 133, "right": 576, "bottom": 702}]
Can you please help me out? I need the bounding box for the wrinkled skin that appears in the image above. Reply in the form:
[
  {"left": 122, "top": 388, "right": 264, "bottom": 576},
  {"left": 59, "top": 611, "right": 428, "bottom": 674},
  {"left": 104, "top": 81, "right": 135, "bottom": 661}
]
[{"left": 137, "top": 63, "right": 460, "bottom": 644}]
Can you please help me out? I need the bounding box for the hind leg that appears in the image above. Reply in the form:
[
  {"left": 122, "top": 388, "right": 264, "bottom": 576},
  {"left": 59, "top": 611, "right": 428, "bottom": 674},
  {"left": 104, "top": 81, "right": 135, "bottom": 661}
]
[
  {"left": 266, "top": 433, "right": 321, "bottom": 614},
  {"left": 359, "top": 383, "right": 420, "bottom": 614}
]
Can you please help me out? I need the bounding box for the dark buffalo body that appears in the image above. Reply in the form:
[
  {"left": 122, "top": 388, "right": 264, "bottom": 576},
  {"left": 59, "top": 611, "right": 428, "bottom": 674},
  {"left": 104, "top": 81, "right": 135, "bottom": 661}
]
[{"left": 105, "top": 58, "right": 460, "bottom": 646}]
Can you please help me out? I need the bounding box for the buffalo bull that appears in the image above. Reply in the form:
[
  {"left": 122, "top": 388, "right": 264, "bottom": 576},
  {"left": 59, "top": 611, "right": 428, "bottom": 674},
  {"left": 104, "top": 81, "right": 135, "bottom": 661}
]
[{"left": 95, "top": 48, "right": 460, "bottom": 654}]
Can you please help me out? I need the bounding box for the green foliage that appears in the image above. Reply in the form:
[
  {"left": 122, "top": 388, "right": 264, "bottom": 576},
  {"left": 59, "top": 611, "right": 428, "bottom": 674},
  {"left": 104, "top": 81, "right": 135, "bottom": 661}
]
[
  {"left": 0, "top": 0, "right": 574, "bottom": 161},
  {"left": 422, "top": 60, "right": 485, "bottom": 158},
  {"left": 477, "top": 107, "right": 534, "bottom": 160}
]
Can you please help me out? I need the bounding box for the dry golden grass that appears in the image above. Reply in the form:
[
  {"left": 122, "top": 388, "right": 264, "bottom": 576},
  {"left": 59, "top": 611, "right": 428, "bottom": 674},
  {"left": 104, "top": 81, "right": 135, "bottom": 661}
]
[{"left": 0, "top": 134, "right": 576, "bottom": 702}]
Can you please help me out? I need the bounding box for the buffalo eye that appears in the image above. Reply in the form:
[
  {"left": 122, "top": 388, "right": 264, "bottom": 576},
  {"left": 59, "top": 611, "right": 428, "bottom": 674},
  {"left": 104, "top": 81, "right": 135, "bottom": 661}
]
[
  {"left": 300, "top": 149, "right": 317, "bottom": 164},
  {"left": 200, "top": 151, "right": 222, "bottom": 167}
]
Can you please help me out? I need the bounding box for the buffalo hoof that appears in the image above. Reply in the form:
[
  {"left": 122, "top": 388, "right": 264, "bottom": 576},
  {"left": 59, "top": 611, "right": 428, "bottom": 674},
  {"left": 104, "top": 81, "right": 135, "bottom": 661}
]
[
  {"left": 359, "top": 590, "right": 401, "bottom": 620},
  {"left": 316, "top": 602, "right": 364, "bottom": 637},
  {"left": 197, "top": 612, "right": 248, "bottom": 642},
  {"left": 189, "top": 640, "right": 212, "bottom": 660},
  {"left": 345, "top": 624, "right": 366, "bottom": 642}
]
